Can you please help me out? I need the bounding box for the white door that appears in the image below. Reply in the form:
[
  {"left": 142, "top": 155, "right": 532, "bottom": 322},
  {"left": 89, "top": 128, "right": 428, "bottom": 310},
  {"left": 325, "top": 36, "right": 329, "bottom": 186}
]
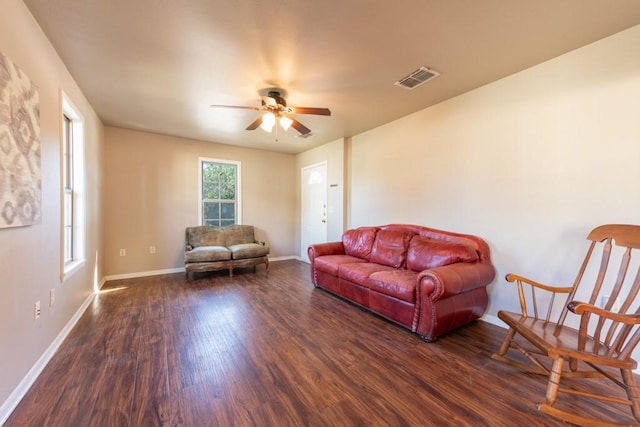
[{"left": 301, "top": 162, "right": 328, "bottom": 263}]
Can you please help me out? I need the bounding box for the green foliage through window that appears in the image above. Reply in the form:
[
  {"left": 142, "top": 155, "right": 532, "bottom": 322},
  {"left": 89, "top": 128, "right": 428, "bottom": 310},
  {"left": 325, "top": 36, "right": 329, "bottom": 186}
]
[{"left": 201, "top": 161, "right": 238, "bottom": 227}]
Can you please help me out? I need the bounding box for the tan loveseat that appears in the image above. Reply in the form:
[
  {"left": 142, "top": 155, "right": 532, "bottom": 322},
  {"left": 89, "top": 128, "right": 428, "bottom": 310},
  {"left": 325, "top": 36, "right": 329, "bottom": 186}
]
[{"left": 184, "top": 225, "right": 269, "bottom": 279}]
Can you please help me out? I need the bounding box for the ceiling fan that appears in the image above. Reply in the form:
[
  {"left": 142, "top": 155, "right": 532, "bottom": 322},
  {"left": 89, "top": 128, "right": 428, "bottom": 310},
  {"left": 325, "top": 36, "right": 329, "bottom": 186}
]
[{"left": 210, "top": 88, "right": 331, "bottom": 137}]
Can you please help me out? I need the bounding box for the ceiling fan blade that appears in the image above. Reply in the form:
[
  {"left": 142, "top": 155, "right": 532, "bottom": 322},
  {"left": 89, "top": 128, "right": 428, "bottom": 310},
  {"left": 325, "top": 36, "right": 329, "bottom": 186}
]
[
  {"left": 291, "top": 118, "right": 311, "bottom": 135},
  {"left": 210, "top": 104, "right": 260, "bottom": 111},
  {"left": 245, "top": 116, "right": 262, "bottom": 130},
  {"left": 291, "top": 107, "right": 331, "bottom": 116}
]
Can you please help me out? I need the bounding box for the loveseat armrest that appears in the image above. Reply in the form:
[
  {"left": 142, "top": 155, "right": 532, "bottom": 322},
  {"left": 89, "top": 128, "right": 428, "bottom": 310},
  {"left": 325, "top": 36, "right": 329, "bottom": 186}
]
[
  {"left": 417, "top": 262, "right": 496, "bottom": 302},
  {"left": 308, "top": 241, "right": 345, "bottom": 260}
]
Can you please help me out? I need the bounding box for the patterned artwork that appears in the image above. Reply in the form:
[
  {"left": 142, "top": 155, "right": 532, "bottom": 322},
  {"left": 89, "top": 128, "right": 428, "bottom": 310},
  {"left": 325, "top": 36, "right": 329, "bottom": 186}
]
[{"left": 0, "top": 51, "right": 41, "bottom": 228}]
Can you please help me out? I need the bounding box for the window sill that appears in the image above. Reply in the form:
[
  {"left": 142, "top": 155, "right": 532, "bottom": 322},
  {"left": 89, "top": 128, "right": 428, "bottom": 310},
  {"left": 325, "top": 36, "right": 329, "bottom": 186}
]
[{"left": 62, "top": 259, "right": 86, "bottom": 283}]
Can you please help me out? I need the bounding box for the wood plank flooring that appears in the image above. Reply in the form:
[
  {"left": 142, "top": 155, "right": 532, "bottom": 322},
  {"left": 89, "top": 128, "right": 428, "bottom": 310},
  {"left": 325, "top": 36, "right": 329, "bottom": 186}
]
[{"left": 5, "top": 260, "right": 637, "bottom": 426}]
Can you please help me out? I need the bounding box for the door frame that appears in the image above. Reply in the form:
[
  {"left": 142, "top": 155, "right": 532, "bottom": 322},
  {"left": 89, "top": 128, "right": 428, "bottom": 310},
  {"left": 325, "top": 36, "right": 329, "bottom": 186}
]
[{"left": 301, "top": 161, "right": 328, "bottom": 262}]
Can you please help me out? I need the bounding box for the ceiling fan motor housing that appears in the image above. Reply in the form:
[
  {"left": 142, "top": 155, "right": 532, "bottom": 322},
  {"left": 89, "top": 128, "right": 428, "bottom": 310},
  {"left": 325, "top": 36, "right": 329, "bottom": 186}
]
[{"left": 267, "top": 91, "right": 287, "bottom": 107}]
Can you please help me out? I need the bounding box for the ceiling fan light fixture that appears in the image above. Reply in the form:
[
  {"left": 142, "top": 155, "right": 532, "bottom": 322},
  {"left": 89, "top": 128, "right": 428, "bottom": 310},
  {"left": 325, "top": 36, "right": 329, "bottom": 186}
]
[
  {"left": 260, "top": 112, "right": 275, "bottom": 132},
  {"left": 279, "top": 115, "right": 293, "bottom": 131}
]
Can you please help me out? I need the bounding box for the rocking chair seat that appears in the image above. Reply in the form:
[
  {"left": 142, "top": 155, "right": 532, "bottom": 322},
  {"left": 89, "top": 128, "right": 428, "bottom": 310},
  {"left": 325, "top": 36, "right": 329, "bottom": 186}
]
[{"left": 498, "top": 310, "right": 638, "bottom": 370}]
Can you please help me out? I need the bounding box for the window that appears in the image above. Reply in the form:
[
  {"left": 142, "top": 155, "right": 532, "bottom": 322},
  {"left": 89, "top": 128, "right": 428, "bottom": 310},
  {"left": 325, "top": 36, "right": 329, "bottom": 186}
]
[
  {"left": 199, "top": 158, "right": 241, "bottom": 227},
  {"left": 61, "top": 92, "right": 85, "bottom": 280},
  {"left": 62, "top": 114, "right": 73, "bottom": 263}
]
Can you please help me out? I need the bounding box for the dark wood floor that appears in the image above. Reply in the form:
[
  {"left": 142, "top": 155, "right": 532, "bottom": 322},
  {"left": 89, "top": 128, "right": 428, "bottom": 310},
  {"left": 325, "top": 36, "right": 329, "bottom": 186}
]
[{"left": 6, "top": 260, "right": 637, "bottom": 426}]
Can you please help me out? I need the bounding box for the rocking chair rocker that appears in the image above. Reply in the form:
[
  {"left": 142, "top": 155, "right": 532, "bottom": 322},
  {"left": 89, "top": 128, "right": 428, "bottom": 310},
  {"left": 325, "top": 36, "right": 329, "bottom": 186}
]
[{"left": 492, "top": 224, "right": 640, "bottom": 426}]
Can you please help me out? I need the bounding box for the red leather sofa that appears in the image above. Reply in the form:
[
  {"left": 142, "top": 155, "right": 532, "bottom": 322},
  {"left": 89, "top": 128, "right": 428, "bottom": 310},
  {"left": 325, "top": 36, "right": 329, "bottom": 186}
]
[{"left": 308, "top": 224, "right": 495, "bottom": 341}]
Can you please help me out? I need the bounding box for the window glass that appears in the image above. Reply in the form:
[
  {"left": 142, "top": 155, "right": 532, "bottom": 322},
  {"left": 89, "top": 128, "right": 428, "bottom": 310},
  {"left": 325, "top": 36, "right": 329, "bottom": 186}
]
[{"left": 200, "top": 159, "right": 240, "bottom": 227}]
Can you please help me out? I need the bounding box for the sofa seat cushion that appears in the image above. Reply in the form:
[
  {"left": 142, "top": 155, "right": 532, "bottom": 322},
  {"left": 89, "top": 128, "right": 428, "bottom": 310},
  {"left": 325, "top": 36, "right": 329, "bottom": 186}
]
[
  {"left": 228, "top": 243, "right": 269, "bottom": 260},
  {"left": 185, "top": 246, "right": 231, "bottom": 263},
  {"left": 367, "top": 270, "right": 418, "bottom": 303},
  {"left": 338, "top": 262, "right": 394, "bottom": 285},
  {"left": 342, "top": 226, "right": 378, "bottom": 260},
  {"left": 407, "top": 236, "right": 479, "bottom": 272},
  {"left": 315, "top": 255, "right": 367, "bottom": 276},
  {"left": 370, "top": 229, "right": 414, "bottom": 268}
]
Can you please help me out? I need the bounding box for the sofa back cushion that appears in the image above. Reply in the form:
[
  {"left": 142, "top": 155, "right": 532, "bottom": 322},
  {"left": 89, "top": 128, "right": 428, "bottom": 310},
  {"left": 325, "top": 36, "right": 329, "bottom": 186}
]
[
  {"left": 224, "top": 225, "right": 256, "bottom": 246},
  {"left": 407, "top": 236, "right": 479, "bottom": 272},
  {"left": 186, "top": 226, "right": 226, "bottom": 248},
  {"left": 370, "top": 229, "right": 414, "bottom": 268},
  {"left": 342, "top": 227, "right": 378, "bottom": 260}
]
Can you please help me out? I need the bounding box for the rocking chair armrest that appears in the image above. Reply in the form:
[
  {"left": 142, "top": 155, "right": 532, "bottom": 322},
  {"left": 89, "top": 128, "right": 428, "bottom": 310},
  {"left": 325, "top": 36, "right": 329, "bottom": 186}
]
[
  {"left": 568, "top": 301, "right": 640, "bottom": 325},
  {"left": 505, "top": 273, "right": 574, "bottom": 293}
]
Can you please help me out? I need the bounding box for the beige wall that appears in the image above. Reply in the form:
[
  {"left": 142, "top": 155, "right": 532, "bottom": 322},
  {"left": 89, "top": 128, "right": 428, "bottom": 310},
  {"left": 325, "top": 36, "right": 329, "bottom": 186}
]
[
  {"left": 0, "top": 0, "right": 104, "bottom": 414},
  {"left": 348, "top": 25, "right": 640, "bottom": 318},
  {"left": 104, "top": 127, "right": 296, "bottom": 276}
]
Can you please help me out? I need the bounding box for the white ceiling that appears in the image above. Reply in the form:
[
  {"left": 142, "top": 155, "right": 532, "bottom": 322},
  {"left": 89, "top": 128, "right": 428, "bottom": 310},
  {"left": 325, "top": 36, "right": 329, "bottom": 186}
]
[{"left": 24, "top": 0, "right": 640, "bottom": 154}]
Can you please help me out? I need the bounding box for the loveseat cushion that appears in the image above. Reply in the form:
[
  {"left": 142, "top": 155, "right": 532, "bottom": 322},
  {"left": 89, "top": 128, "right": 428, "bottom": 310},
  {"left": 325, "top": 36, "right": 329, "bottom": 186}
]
[
  {"left": 406, "top": 236, "right": 478, "bottom": 272},
  {"left": 186, "top": 226, "right": 226, "bottom": 248},
  {"left": 338, "top": 262, "right": 394, "bottom": 284},
  {"left": 228, "top": 243, "right": 269, "bottom": 259},
  {"left": 342, "top": 227, "right": 378, "bottom": 260},
  {"left": 185, "top": 246, "right": 231, "bottom": 263},
  {"left": 367, "top": 270, "right": 418, "bottom": 303},
  {"left": 224, "top": 225, "right": 257, "bottom": 246},
  {"left": 314, "top": 255, "right": 367, "bottom": 276},
  {"left": 370, "top": 229, "right": 414, "bottom": 268}
]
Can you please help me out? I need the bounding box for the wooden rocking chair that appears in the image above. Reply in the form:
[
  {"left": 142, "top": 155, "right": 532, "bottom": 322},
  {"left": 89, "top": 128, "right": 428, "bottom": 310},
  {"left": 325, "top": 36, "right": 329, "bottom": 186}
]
[{"left": 492, "top": 224, "right": 640, "bottom": 426}]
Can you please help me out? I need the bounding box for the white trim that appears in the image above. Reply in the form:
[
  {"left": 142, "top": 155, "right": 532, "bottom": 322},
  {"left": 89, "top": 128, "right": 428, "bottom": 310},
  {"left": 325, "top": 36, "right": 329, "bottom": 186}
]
[
  {"left": 269, "top": 255, "right": 298, "bottom": 262},
  {"left": 0, "top": 292, "right": 95, "bottom": 425},
  {"left": 60, "top": 90, "right": 86, "bottom": 283},
  {"left": 104, "top": 258, "right": 299, "bottom": 282},
  {"left": 197, "top": 157, "right": 242, "bottom": 226},
  {"left": 301, "top": 161, "right": 328, "bottom": 262},
  {"left": 104, "top": 267, "right": 185, "bottom": 282},
  {"left": 480, "top": 313, "right": 504, "bottom": 328}
]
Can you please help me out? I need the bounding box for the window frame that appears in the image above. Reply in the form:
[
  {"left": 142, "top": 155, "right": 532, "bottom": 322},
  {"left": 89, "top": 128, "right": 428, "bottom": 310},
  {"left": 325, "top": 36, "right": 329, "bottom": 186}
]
[
  {"left": 198, "top": 157, "right": 242, "bottom": 227},
  {"left": 60, "top": 91, "right": 86, "bottom": 281}
]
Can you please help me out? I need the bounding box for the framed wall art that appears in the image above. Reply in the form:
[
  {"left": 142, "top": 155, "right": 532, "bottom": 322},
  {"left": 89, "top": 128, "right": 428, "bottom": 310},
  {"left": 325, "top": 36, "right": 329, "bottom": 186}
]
[{"left": 0, "top": 51, "right": 41, "bottom": 228}]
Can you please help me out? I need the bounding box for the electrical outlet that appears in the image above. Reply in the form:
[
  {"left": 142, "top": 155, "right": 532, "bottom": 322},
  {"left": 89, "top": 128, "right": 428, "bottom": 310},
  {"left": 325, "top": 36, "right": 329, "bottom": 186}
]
[
  {"left": 149, "top": 246, "right": 156, "bottom": 254},
  {"left": 119, "top": 249, "right": 126, "bottom": 257},
  {"left": 50, "top": 289, "right": 55, "bottom": 307},
  {"left": 34, "top": 301, "right": 41, "bottom": 320}
]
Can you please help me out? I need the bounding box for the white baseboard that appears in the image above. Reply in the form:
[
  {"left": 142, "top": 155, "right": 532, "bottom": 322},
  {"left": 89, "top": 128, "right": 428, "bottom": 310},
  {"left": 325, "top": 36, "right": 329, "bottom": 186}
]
[
  {"left": 104, "top": 267, "right": 185, "bottom": 282},
  {"left": 0, "top": 291, "right": 96, "bottom": 426},
  {"left": 269, "top": 256, "right": 298, "bottom": 262},
  {"left": 104, "top": 258, "right": 299, "bottom": 282},
  {"left": 480, "top": 313, "right": 505, "bottom": 328}
]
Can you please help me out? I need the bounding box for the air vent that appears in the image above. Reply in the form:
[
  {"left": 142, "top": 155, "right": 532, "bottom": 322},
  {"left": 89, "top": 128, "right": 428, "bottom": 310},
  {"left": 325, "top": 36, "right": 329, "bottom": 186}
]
[
  {"left": 297, "top": 132, "right": 313, "bottom": 139},
  {"left": 394, "top": 66, "right": 440, "bottom": 90}
]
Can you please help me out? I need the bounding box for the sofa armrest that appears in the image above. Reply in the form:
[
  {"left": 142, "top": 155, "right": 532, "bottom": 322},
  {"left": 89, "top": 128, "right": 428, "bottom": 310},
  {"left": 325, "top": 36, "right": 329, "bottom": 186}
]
[
  {"left": 308, "top": 241, "right": 345, "bottom": 260},
  {"left": 417, "top": 262, "right": 495, "bottom": 302},
  {"left": 186, "top": 243, "right": 193, "bottom": 252}
]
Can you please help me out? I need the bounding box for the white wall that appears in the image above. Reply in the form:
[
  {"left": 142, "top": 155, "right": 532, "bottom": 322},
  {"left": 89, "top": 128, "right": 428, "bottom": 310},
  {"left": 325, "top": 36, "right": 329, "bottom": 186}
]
[
  {"left": 0, "top": 0, "right": 104, "bottom": 418},
  {"left": 348, "top": 25, "right": 640, "bottom": 317}
]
